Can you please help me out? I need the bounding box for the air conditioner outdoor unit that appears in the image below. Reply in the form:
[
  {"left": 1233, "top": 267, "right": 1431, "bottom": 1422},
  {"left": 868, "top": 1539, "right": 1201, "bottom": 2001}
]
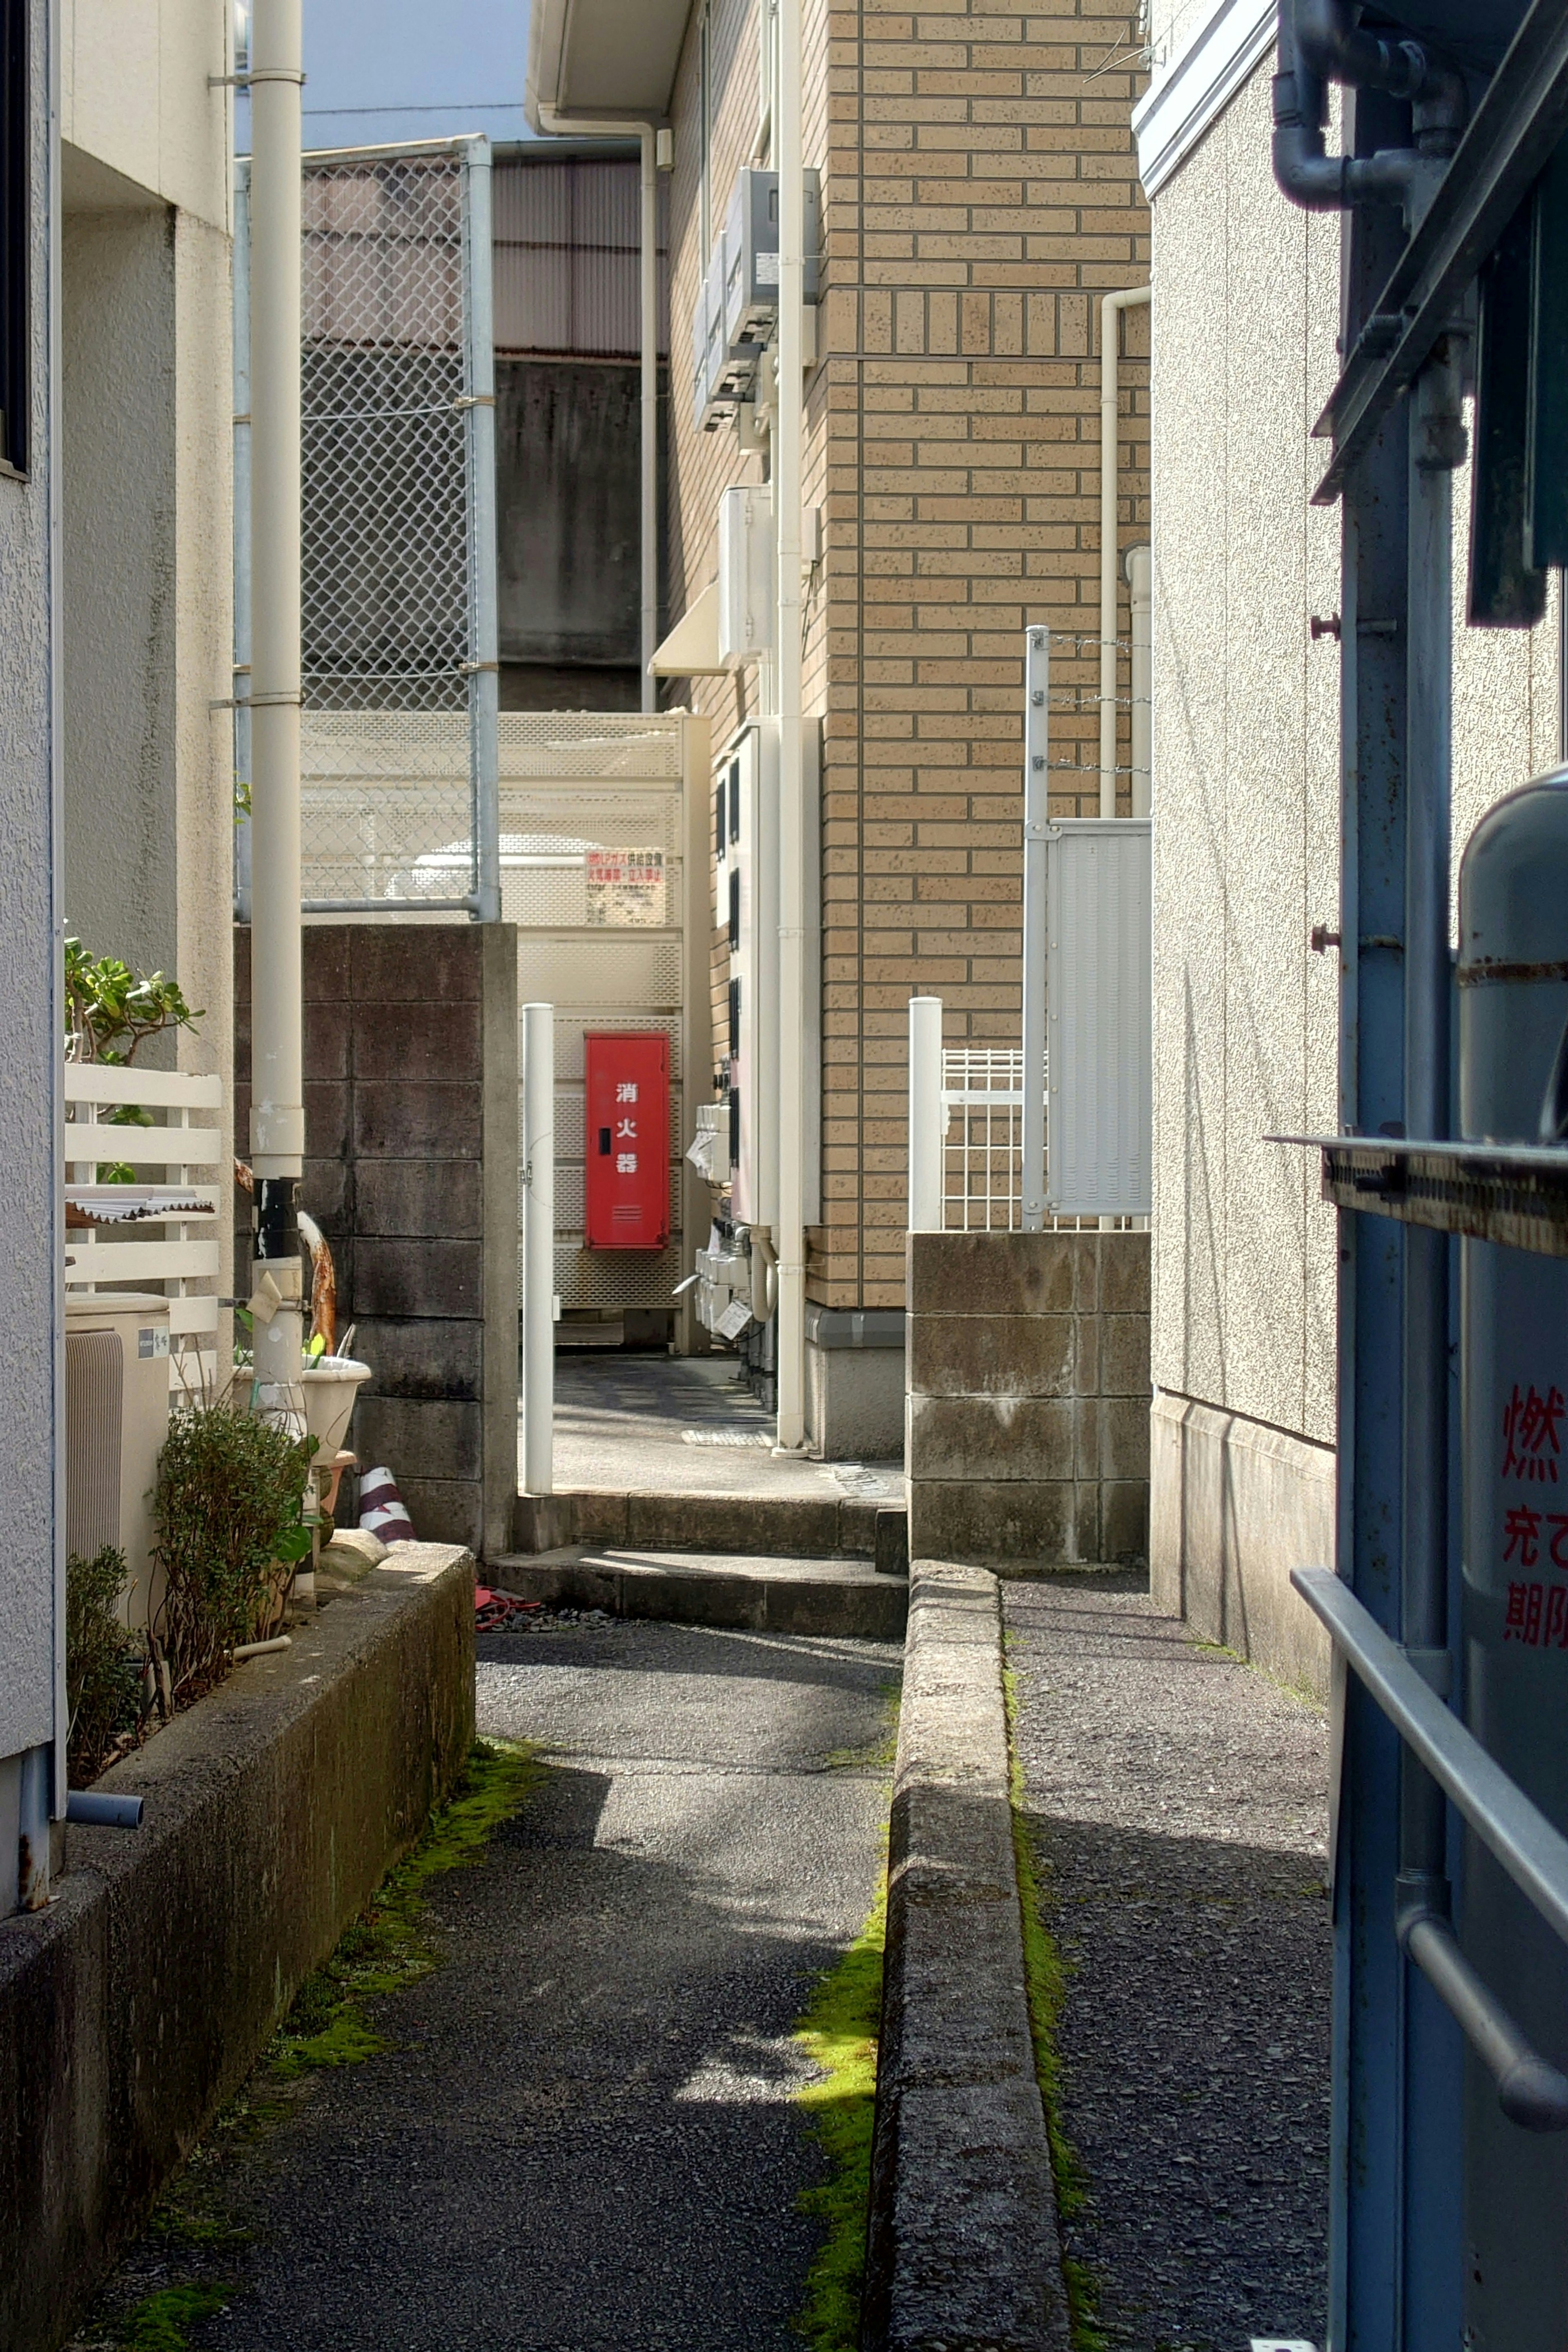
[
  {"left": 65, "top": 1292, "right": 172, "bottom": 1630},
  {"left": 717, "top": 486, "right": 775, "bottom": 666}
]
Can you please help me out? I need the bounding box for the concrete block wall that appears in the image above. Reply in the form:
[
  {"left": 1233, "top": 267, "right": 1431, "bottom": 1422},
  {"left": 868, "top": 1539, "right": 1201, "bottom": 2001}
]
[
  {"left": 906, "top": 1227, "right": 1149, "bottom": 1567},
  {"left": 235, "top": 923, "right": 519, "bottom": 1558}
]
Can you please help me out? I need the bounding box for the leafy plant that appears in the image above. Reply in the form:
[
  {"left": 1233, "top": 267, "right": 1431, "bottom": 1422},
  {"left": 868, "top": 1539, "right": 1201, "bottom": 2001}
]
[
  {"left": 65, "top": 1545, "right": 146, "bottom": 1786},
  {"left": 152, "top": 1405, "right": 316, "bottom": 1695},
  {"left": 65, "top": 936, "right": 204, "bottom": 1065}
]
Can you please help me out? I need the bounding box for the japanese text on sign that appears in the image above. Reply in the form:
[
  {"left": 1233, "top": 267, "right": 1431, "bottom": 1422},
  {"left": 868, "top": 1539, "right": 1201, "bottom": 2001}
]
[{"left": 585, "top": 847, "right": 666, "bottom": 928}]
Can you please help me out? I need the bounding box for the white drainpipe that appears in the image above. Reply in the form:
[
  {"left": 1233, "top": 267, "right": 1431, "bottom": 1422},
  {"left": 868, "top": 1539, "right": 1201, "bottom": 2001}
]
[
  {"left": 536, "top": 108, "right": 662, "bottom": 709},
  {"left": 247, "top": 0, "right": 307, "bottom": 1405},
  {"left": 773, "top": 0, "right": 806, "bottom": 1452},
  {"left": 1098, "top": 283, "right": 1150, "bottom": 819}
]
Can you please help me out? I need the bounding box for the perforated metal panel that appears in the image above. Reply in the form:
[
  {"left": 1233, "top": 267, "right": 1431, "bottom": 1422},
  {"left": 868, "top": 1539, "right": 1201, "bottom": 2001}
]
[
  {"left": 549, "top": 1010, "right": 682, "bottom": 1084},
  {"left": 499, "top": 712, "right": 682, "bottom": 782},
  {"left": 551, "top": 1241, "right": 685, "bottom": 1309}
]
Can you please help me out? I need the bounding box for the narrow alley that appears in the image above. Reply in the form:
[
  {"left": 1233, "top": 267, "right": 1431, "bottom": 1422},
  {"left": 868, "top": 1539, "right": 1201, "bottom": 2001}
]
[{"left": 70, "top": 1615, "right": 899, "bottom": 2352}]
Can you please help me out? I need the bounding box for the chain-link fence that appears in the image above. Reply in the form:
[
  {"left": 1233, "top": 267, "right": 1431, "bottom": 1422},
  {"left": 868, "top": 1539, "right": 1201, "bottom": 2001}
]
[{"left": 234, "top": 138, "right": 499, "bottom": 918}]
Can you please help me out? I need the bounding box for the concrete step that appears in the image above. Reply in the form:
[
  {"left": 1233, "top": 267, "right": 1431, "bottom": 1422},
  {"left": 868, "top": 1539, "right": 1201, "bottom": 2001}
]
[
  {"left": 486, "top": 1545, "right": 909, "bottom": 1641},
  {"left": 512, "top": 1487, "right": 910, "bottom": 1575}
]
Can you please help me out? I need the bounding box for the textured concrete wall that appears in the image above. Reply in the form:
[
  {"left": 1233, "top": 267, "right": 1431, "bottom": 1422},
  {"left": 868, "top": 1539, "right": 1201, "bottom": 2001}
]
[
  {"left": 1146, "top": 47, "right": 1559, "bottom": 1681},
  {"left": 0, "top": 1546, "right": 474, "bottom": 2352},
  {"left": 0, "top": 0, "right": 60, "bottom": 1769},
  {"left": 236, "top": 924, "right": 520, "bottom": 1558},
  {"left": 497, "top": 358, "right": 642, "bottom": 669},
  {"left": 61, "top": 0, "right": 231, "bottom": 234},
  {"left": 906, "top": 1229, "right": 1150, "bottom": 1567}
]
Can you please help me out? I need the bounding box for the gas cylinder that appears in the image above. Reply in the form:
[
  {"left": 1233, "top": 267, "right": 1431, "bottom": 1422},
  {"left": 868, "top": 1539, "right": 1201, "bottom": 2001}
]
[{"left": 1458, "top": 765, "right": 1568, "bottom": 2351}]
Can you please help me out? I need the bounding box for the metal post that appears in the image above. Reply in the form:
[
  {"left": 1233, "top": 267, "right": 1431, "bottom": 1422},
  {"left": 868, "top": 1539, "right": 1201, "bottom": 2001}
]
[
  {"left": 233, "top": 156, "right": 253, "bottom": 924},
  {"left": 463, "top": 137, "right": 501, "bottom": 924},
  {"left": 640, "top": 127, "right": 659, "bottom": 715},
  {"left": 522, "top": 1003, "right": 555, "bottom": 1495},
  {"left": 1126, "top": 544, "right": 1152, "bottom": 820},
  {"left": 1098, "top": 283, "right": 1149, "bottom": 819},
  {"left": 247, "top": 0, "right": 306, "bottom": 1419},
  {"left": 908, "top": 996, "right": 944, "bottom": 1234},
  {"left": 774, "top": 0, "right": 806, "bottom": 1452},
  {"left": 1022, "top": 627, "right": 1049, "bottom": 1229}
]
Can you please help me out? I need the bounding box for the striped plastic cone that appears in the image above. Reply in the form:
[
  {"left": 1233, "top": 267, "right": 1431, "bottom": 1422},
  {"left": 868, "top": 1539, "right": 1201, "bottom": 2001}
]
[{"left": 358, "top": 1466, "right": 415, "bottom": 1547}]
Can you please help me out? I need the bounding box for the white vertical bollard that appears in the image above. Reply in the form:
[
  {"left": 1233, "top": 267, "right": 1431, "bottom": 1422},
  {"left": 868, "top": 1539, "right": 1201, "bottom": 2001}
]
[
  {"left": 908, "top": 996, "right": 945, "bottom": 1234},
  {"left": 1022, "top": 626, "right": 1049, "bottom": 1229},
  {"left": 522, "top": 1003, "right": 555, "bottom": 1496}
]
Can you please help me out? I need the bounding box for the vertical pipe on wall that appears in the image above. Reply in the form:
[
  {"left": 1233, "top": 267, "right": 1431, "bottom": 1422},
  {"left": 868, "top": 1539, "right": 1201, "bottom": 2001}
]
[
  {"left": 1099, "top": 284, "right": 1149, "bottom": 818},
  {"left": 773, "top": 0, "right": 806, "bottom": 1450},
  {"left": 233, "top": 158, "right": 253, "bottom": 923},
  {"left": 1125, "top": 543, "right": 1152, "bottom": 820},
  {"left": 640, "top": 127, "right": 658, "bottom": 713},
  {"left": 247, "top": 0, "right": 306, "bottom": 1405},
  {"left": 522, "top": 1002, "right": 555, "bottom": 1495},
  {"left": 1022, "top": 627, "right": 1049, "bottom": 1229},
  {"left": 907, "top": 997, "right": 944, "bottom": 1234}
]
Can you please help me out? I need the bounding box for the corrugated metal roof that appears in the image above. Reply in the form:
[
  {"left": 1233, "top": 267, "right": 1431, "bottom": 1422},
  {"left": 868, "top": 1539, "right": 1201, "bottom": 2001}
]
[{"left": 493, "top": 154, "right": 668, "bottom": 359}]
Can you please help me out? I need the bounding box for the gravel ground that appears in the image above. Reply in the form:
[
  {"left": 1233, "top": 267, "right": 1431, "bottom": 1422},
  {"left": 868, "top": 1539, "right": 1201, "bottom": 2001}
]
[
  {"left": 72, "top": 1617, "right": 898, "bottom": 2352},
  {"left": 1005, "top": 1576, "right": 1331, "bottom": 2352}
]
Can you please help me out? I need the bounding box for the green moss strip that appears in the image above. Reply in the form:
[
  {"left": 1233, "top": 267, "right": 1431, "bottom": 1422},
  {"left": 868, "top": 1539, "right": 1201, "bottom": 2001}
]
[
  {"left": 793, "top": 1862, "right": 888, "bottom": 2352},
  {"left": 1003, "top": 1666, "right": 1108, "bottom": 2352},
  {"left": 120, "top": 2283, "right": 234, "bottom": 2350},
  {"left": 269, "top": 1736, "right": 541, "bottom": 2077}
]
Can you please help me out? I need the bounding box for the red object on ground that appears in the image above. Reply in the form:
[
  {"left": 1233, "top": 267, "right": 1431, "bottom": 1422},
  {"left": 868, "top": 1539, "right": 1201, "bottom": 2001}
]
[
  {"left": 584, "top": 1031, "right": 669, "bottom": 1250},
  {"left": 475, "top": 1586, "right": 544, "bottom": 1630}
]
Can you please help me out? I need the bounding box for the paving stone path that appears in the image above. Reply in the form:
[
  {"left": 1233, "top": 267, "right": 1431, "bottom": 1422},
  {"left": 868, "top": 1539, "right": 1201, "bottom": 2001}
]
[
  {"left": 1006, "top": 1575, "right": 1332, "bottom": 2352},
  {"left": 73, "top": 1616, "right": 897, "bottom": 2352}
]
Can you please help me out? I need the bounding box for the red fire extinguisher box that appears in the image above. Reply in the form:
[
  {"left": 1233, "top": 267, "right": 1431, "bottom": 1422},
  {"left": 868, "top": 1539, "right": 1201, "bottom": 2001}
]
[{"left": 584, "top": 1031, "right": 670, "bottom": 1249}]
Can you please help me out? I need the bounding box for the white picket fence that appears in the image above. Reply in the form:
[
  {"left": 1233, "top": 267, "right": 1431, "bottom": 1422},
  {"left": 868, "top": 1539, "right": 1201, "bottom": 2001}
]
[{"left": 64, "top": 1064, "right": 225, "bottom": 1394}]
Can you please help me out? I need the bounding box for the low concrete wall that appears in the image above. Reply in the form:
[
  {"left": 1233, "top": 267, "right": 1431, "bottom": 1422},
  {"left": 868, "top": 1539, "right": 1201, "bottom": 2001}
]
[
  {"left": 0, "top": 1547, "right": 474, "bottom": 2352},
  {"left": 906, "top": 1230, "right": 1151, "bottom": 1569},
  {"left": 1149, "top": 1389, "right": 1334, "bottom": 1698},
  {"left": 864, "top": 1561, "right": 1070, "bottom": 2350}
]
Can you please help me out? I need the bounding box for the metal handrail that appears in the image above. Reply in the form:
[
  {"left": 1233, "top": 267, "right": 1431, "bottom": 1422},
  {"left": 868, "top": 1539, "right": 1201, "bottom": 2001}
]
[{"left": 1294, "top": 1567, "right": 1568, "bottom": 2130}]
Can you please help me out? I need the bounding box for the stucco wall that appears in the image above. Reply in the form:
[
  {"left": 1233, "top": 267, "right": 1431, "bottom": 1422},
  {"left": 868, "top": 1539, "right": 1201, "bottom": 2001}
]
[
  {"left": 60, "top": 0, "right": 232, "bottom": 234},
  {"left": 1150, "top": 50, "right": 1562, "bottom": 1455},
  {"left": 1149, "top": 54, "right": 1342, "bottom": 1449},
  {"left": 0, "top": 0, "right": 60, "bottom": 1770}
]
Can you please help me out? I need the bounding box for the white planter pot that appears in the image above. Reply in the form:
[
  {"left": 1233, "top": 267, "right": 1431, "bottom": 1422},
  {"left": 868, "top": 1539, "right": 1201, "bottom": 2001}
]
[{"left": 299, "top": 1358, "right": 372, "bottom": 1461}]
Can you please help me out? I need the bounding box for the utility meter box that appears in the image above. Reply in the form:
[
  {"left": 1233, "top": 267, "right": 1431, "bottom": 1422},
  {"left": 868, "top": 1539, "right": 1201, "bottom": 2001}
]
[
  {"left": 584, "top": 1032, "right": 670, "bottom": 1250},
  {"left": 723, "top": 167, "right": 823, "bottom": 355},
  {"left": 717, "top": 486, "right": 775, "bottom": 666}
]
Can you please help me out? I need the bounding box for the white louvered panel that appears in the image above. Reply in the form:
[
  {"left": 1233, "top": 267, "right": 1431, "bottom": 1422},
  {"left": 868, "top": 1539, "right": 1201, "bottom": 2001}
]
[
  {"left": 1045, "top": 820, "right": 1152, "bottom": 1217},
  {"left": 65, "top": 1067, "right": 223, "bottom": 1110},
  {"left": 62, "top": 1126, "right": 225, "bottom": 1165},
  {"left": 63, "top": 1239, "right": 221, "bottom": 1284}
]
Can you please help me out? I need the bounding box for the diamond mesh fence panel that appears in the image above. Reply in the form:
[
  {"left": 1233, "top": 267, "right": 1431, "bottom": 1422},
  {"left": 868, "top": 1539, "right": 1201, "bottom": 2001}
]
[{"left": 243, "top": 145, "right": 495, "bottom": 910}]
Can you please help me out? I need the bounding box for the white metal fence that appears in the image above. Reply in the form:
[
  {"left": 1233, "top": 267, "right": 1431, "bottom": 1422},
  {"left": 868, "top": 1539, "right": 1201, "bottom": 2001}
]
[
  {"left": 234, "top": 138, "right": 499, "bottom": 919},
  {"left": 64, "top": 1066, "right": 224, "bottom": 1395}
]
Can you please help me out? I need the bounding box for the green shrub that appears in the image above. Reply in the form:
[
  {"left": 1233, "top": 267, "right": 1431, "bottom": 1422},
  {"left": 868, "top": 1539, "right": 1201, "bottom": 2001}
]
[
  {"left": 153, "top": 1405, "right": 314, "bottom": 1695},
  {"left": 66, "top": 1546, "right": 145, "bottom": 1786}
]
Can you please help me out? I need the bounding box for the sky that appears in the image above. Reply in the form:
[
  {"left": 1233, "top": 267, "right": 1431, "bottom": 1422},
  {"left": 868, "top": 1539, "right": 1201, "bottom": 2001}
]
[{"left": 239, "top": 0, "right": 535, "bottom": 151}]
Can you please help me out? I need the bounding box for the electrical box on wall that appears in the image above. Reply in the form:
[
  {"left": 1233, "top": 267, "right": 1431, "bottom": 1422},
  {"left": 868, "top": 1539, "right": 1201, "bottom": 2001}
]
[
  {"left": 716, "top": 722, "right": 779, "bottom": 1229},
  {"left": 1044, "top": 819, "right": 1152, "bottom": 1216},
  {"left": 584, "top": 1033, "right": 670, "bottom": 1249},
  {"left": 723, "top": 167, "right": 823, "bottom": 356},
  {"left": 717, "top": 486, "right": 775, "bottom": 666}
]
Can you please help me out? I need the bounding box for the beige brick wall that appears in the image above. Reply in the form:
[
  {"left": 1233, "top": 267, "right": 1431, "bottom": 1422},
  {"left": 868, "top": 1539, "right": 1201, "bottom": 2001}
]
[{"left": 665, "top": 0, "right": 1147, "bottom": 1310}]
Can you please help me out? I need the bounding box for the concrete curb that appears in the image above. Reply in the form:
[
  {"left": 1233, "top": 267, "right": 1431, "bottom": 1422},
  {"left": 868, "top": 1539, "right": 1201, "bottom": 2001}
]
[
  {"left": 512, "top": 1486, "right": 908, "bottom": 1564},
  {"left": 489, "top": 1547, "right": 909, "bottom": 1640},
  {"left": 863, "top": 1560, "right": 1072, "bottom": 2352},
  {"left": 0, "top": 1545, "right": 475, "bottom": 2352}
]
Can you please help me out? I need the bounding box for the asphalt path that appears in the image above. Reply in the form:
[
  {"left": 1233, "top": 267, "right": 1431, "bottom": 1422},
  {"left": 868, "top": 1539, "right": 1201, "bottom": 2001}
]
[
  {"left": 1006, "top": 1576, "right": 1332, "bottom": 2352},
  {"left": 77, "top": 1616, "right": 897, "bottom": 2352}
]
